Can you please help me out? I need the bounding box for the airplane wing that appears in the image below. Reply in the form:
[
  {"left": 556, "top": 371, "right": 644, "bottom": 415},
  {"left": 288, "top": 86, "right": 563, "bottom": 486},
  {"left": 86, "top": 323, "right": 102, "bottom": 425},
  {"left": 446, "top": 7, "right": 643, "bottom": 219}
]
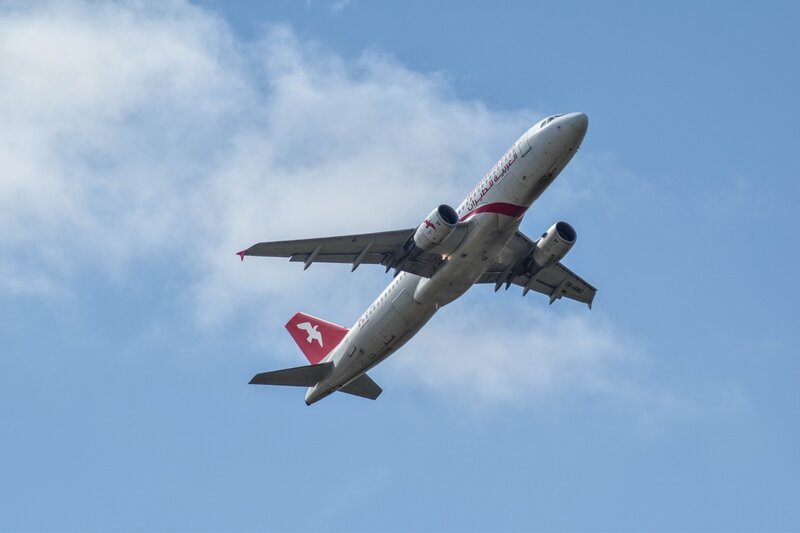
[
  {"left": 476, "top": 231, "right": 597, "bottom": 308},
  {"left": 238, "top": 224, "right": 470, "bottom": 278}
]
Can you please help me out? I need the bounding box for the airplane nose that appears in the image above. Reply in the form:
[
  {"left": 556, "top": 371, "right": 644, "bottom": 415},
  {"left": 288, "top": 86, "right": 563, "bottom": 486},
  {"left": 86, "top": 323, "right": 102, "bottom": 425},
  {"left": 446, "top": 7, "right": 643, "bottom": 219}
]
[
  {"left": 564, "top": 112, "right": 588, "bottom": 136},
  {"left": 557, "top": 112, "right": 588, "bottom": 148}
]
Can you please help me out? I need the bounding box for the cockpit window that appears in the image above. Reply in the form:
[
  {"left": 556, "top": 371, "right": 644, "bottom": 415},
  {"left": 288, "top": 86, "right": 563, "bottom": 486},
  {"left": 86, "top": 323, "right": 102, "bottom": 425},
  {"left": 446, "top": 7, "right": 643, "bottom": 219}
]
[{"left": 540, "top": 114, "right": 565, "bottom": 128}]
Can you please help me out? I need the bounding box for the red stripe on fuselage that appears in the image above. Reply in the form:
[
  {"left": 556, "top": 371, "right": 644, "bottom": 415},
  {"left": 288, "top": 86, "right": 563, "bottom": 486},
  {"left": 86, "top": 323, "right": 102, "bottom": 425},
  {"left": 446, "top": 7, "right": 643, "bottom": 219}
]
[{"left": 459, "top": 202, "right": 527, "bottom": 222}]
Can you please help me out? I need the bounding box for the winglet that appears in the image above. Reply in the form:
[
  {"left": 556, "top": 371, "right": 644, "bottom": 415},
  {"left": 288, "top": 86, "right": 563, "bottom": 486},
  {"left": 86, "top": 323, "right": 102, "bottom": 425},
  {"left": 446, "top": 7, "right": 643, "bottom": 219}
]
[{"left": 237, "top": 250, "right": 246, "bottom": 261}]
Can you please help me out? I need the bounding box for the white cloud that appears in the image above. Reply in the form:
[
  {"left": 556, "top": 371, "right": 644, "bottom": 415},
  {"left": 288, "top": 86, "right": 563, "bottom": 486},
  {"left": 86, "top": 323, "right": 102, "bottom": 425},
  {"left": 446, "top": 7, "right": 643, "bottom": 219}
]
[
  {"left": 393, "top": 300, "right": 632, "bottom": 399},
  {"left": 0, "top": 1, "right": 248, "bottom": 291},
  {"left": 387, "top": 297, "right": 703, "bottom": 421},
  {"left": 0, "top": 1, "right": 663, "bottom": 409},
  {"left": 330, "top": 0, "right": 353, "bottom": 14},
  {"left": 0, "top": 2, "right": 528, "bottom": 309}
]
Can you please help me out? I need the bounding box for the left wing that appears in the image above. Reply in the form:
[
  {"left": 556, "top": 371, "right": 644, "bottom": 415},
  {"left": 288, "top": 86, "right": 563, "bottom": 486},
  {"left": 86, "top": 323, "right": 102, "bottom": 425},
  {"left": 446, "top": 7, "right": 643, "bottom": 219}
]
[
  {"left": 238, "top": 225, "right": 470, "bottom": 278},
  {"left": 477, "top": 231, "right": 597, "bottom": 308}
]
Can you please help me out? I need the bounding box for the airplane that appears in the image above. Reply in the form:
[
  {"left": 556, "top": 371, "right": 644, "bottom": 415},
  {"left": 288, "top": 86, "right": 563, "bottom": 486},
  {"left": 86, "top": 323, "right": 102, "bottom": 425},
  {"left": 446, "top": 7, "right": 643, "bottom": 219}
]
[{"left": 239, "top": 112, "right": 596, "bottom": 405}]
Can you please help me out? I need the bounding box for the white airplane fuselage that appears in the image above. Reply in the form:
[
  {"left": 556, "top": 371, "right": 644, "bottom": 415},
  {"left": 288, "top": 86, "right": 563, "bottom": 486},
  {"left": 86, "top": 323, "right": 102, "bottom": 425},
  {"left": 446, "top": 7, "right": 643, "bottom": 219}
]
[{"left": 305, "top": 112, "right": 588, "bottom": 404}]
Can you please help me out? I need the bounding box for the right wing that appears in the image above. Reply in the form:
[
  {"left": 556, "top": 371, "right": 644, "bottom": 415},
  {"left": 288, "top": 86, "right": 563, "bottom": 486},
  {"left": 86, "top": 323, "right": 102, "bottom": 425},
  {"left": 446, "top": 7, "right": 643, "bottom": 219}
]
[
  {"left": 238, "top": 224, "right": 470, "bottom": 278},
  {"left": 476, "top": 230, "right": 597, "bottom": 308}
]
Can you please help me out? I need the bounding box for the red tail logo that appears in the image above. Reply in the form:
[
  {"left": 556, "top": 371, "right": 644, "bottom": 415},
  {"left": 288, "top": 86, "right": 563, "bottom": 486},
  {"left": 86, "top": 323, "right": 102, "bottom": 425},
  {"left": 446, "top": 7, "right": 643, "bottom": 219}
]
[{"left": 285, "top": 312, "right": 349, "bottom": 364}]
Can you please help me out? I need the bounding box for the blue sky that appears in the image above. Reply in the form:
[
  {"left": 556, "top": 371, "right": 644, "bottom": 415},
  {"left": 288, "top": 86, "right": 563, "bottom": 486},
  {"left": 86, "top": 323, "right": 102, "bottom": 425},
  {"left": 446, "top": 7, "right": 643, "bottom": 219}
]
[{"left": 1, "top": 1, "right": 798, "bottom": 531}]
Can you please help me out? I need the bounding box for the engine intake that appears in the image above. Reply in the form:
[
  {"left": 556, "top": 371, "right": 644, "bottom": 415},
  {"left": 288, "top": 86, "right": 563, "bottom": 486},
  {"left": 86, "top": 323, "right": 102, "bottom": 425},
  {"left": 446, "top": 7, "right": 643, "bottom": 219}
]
[
  {"left": 413, "top": 204, "right": 459, "bottom": 251},
  {"left": 531, "top": 221, "right": 576, "bottom": 269}
]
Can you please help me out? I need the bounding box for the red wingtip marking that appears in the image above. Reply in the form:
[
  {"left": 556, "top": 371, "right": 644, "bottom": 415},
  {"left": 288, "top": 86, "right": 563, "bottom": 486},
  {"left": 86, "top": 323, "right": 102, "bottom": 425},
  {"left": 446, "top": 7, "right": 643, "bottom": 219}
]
[{"left": 237, "top": 250, "right": 246, "bottom": 261}]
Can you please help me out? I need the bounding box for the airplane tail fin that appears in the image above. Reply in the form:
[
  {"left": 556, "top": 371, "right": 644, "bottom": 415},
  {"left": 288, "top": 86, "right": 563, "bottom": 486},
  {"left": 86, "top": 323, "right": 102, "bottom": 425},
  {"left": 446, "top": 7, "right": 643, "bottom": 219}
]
[{"left": 285, "top": 312, "right": 349, "bottom": 364}]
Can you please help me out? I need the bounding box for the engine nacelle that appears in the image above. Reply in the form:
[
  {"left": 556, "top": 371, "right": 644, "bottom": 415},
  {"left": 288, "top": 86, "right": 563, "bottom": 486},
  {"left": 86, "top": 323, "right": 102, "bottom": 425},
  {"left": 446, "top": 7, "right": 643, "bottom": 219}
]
[
  {"left": 413, "top": 204, "right": 459, "bottom": 250},
  {"left": 531, "top": 221, "right": 577, "bottom": 269}
]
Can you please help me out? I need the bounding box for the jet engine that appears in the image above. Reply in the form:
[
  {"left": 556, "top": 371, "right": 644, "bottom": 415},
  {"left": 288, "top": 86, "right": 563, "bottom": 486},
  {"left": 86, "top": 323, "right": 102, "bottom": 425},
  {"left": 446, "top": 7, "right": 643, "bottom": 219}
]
[
  {"left": 530, "top": 221, "right": 576, "bottom": 270},
  {"left": 413, "top": 204, "right": 459, "bottom": 250},
  {"left": 386, "top": 204, "right": 459, "bottom": 274}
]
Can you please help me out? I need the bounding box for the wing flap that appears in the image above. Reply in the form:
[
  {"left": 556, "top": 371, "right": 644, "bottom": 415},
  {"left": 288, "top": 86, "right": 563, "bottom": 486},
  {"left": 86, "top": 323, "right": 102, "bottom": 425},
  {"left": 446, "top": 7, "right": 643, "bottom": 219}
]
[
  {"left": 286, "top": 253, "right": 437, "bottom": 278},
  {"left": 288, "top": 253, "right": 385, "bottom": 265},
  {"left": 532, "top": 262, "right": 595, "bottom": 304},
  {"left": 479, "top": 263, "right": 596, "bottom": 306},
  {"left": 523, "top": 263, "right": 596, "bottom": 306}
]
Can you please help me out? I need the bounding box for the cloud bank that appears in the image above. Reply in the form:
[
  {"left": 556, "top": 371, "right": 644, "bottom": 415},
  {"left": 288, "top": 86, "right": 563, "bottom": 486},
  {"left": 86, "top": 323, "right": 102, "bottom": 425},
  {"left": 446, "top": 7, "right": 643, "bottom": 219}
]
[
  {"left": 0, "top": 1, "right": 525, "bottom": 304},
  {"left": 0, "top": 1, "right": 659, "bottom": 409},
  {"left": 395, "top": 303, "right": 634, "bottom": 403}
]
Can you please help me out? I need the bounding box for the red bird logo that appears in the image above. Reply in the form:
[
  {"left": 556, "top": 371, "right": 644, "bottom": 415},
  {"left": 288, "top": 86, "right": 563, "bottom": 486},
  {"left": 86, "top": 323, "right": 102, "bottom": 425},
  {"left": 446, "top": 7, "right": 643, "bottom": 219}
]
[{"left": 423, "top": 219, "right": 436, "bottom": 230}]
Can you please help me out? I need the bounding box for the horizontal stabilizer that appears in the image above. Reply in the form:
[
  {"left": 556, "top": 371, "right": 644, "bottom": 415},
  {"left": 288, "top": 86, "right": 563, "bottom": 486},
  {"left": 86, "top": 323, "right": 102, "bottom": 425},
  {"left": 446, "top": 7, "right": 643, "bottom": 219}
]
[
  {"left": 249, "top": 362, "right": 332, "bottom": 387},
  {"left": 339, "top": 373, "right": 382, "bottom": 400}
]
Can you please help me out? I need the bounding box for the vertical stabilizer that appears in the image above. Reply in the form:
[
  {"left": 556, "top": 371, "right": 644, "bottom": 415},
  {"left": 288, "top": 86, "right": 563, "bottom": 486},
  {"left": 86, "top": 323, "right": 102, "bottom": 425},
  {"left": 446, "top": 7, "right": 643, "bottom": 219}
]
[{"left": 285, "top": 312, "right": 349, "bottom": 364}]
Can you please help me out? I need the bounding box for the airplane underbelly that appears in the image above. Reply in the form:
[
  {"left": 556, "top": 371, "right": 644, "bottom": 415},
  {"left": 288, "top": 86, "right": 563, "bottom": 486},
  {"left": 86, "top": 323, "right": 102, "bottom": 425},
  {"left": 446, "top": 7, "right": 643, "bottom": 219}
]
[
  {"left": 320, "top": 219, "right": 520, "bottom": 393},
  {"left": 413, "top": 218, "right": 519, "bottom": 305},
  {"left": 325, "top": 282, "right": 437, "bottom": 391}
]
